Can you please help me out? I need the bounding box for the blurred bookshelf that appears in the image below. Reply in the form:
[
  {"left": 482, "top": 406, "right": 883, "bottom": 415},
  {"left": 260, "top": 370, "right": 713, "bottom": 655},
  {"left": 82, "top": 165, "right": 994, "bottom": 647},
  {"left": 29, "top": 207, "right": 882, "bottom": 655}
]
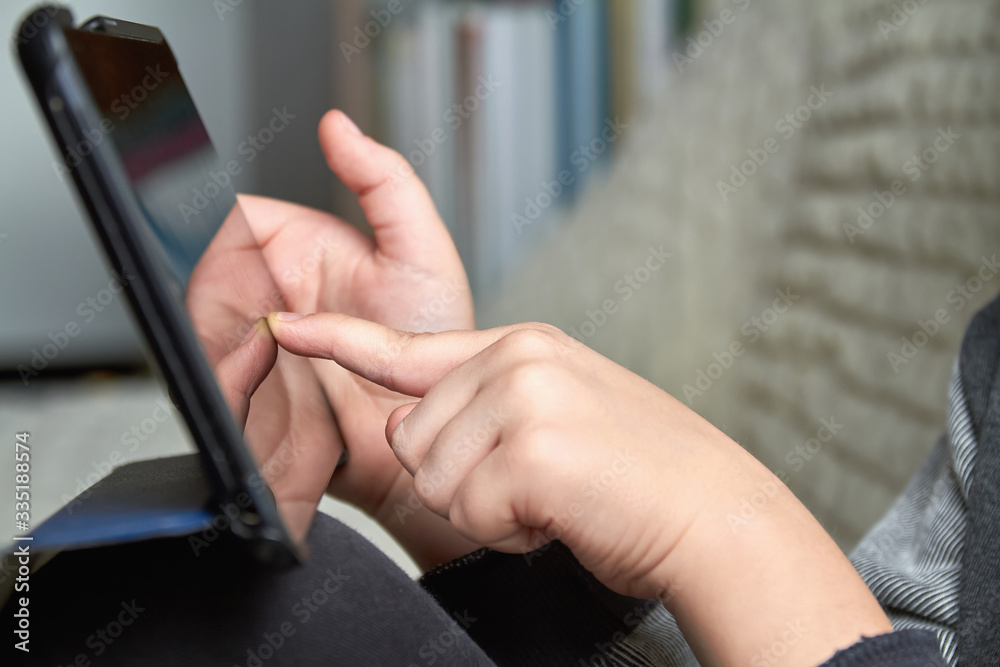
[{"left": 331, "top": 0, "right": 691, "bottom": 297}]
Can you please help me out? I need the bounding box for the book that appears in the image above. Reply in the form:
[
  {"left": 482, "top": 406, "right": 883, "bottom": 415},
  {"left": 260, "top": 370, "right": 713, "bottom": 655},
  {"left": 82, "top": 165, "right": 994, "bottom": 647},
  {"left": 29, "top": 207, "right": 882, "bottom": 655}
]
[{"left": 337, "top": 0, "right": 676, "bottom": 295}]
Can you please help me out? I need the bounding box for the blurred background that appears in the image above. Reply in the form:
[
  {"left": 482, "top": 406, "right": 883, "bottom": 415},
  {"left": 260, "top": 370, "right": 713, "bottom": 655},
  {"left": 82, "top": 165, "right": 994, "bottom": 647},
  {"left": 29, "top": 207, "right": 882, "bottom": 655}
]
[{"left": 1, "top": 0, "right": 998, "bottom": 577}]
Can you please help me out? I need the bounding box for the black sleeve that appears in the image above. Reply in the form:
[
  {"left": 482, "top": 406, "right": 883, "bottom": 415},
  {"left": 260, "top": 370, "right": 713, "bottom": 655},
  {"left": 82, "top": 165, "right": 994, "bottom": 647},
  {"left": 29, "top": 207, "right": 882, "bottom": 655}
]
[
  {"left": 419, "top": 540, "right": 660, "bottom": 667},
  {"left": 819, "top": 630, "right": 947, "bottom": 666},
  {"left": 421, "top": 543, "right": 950, "bottom": 667}
]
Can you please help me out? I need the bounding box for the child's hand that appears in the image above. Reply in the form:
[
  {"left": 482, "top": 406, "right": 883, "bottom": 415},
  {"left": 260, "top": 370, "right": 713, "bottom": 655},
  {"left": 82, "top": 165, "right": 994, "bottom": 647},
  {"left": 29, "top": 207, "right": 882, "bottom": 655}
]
[
  {"left": 268, "top": 312, "right": 893, "bottom": 667},
  {"left": 191, "top": 110, "right": 480, "bottom": 565},
  {"left": 270, "top": 313, "right": 711, "bottom": 593}
]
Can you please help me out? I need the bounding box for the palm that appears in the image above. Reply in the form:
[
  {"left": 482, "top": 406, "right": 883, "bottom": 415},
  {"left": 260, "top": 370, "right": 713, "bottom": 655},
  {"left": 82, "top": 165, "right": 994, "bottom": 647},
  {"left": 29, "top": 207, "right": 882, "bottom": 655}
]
[
  {"left": 191, "top": 111, "right": 478, "bottom": 565},
  {"left": 240, "top": 193, "right": 473, "bottom": 514},
  {"left": 187, "top": 202, "right": 344, "bottom": 543}
]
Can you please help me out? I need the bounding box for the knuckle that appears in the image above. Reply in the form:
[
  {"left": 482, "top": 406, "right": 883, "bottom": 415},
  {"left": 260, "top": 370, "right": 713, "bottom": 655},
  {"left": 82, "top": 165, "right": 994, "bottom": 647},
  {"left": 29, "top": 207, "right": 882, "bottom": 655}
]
[
  {"left": 384, "top": 145, "right": 408, "bottom": 168},
  {"left": 498, "top": 361, "right": 561, "bottom": 397},
  {"left": 524, "top": 321, "right": 564, "bottom": 337},
  {"left": 449, "top": 479, "right": 490, "bottom": 537},
  {"left": 509, "top": 424, "right": 568, "bottom": 474},
  {"left": 385, "top": 148, "right": 417, "bottom": 181},
  {"left": 389, "top": 329, "right": 419, "bottom": 358},
  {"left": 495, "top": 326, "right": 561, "bottom": 359},
  {"left": 376, "top": 329, "right": 420, "bottom": 384}
]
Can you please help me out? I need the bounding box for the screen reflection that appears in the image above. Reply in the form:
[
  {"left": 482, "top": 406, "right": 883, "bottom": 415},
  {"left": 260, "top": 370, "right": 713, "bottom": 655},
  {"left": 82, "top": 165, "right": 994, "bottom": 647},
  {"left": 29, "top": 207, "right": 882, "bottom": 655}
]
[{"left": 62, "top": 27, "right": 334, "bottom": 541}]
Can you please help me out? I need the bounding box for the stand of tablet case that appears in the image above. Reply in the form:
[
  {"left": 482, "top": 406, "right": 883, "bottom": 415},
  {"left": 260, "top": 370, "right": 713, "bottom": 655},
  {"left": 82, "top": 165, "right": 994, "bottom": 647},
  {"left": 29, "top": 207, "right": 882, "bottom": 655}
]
[
  {"left": 26, "top": 454, "right": 214, "bottom": 551},
  {"left": 0, "top": 454, "right": 215, "bottom": 607}
]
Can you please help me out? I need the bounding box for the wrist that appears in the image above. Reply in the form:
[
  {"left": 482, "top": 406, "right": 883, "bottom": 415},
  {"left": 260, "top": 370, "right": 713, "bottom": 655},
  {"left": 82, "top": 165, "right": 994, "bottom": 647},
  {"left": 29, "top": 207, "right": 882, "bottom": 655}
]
[{"left": 651, "top": 462, "right": 892, "bottom": 666}]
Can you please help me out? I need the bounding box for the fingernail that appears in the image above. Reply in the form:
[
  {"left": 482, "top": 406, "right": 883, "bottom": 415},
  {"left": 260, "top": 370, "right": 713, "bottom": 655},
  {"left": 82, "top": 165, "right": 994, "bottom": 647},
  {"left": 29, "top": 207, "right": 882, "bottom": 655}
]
[
  {"left": 341, "top": 113, "right": 363, "bottom": 137},
  {"left": 273, "top": 312, "right": 304, "bottom": 322}
]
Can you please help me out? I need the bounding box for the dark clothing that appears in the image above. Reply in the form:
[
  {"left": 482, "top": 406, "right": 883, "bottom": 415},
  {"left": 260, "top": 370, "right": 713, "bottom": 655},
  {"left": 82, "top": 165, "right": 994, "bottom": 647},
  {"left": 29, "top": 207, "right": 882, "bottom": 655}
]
[
  {"left": 955, "top": 295, "right": 1000, "bottom": 664},
  {"left": 4, "top": 513, "right": 943, "bottom": 667},
  {"left": 9, "top": 513, "right": 492, "bottom": 667},
  {"left": 14, "top": 296, "right": 1000, "bottom": 665}
]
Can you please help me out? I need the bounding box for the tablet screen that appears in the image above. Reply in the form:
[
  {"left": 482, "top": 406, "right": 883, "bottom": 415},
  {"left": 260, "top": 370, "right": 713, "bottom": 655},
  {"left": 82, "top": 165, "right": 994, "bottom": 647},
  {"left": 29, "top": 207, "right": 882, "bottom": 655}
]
[
  {"left": 60, "top": 27, "right": 305, "bottom": 540},
  {"left": 64, "top": 29, "right": 223, "bottom": 292}
]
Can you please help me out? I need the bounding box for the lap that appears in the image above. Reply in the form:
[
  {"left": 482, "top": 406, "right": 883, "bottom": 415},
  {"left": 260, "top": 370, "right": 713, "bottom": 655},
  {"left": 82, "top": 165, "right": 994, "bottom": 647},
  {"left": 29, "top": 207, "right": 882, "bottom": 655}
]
[{"left": 7, "top": 512, "right": 495, "bottom": 667}]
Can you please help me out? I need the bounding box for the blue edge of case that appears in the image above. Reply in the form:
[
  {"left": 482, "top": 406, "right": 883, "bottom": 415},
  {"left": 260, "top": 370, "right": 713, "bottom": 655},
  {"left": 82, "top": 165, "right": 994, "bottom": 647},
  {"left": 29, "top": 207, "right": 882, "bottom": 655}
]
[{"left": 1, "top": 453, "right": 214, "bottom": 605}]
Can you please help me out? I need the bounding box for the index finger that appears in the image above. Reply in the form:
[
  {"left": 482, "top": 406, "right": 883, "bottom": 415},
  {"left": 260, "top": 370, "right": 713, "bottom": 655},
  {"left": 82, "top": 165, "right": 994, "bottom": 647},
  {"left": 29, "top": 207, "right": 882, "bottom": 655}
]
[{"left": 266, "top": 312, "right": 518, "bottom": 397}]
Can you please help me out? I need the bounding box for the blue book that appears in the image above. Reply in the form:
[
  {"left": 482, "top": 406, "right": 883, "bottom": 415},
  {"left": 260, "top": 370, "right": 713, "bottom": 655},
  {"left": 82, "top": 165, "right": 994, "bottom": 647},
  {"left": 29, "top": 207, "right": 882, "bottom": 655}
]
[{"left": 554, "top": 0, "right": 610, "bottom": 200}]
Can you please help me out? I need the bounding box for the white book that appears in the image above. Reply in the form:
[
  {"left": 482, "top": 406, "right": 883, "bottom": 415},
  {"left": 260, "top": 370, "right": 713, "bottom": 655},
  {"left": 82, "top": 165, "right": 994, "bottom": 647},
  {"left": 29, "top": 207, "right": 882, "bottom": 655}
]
[
  {"left": 414, "top": 2, "right": 456, "bottom": 235},
  {"left": 380, "top": 18, "right": 419, "bottom": 165},
  {"left": 634, "top": 0, "right": 672, "bottom": 107},
  {"left": 474, "top": 6, "right": 517, "bottom": 294},
  {"left": 506, "top": 6, "right": 558, "bottom": 268},
  {"left": 451, "top": 8, "right": 486, "bottom": 290},
  {"left": 567, "top": 0, "right": 606, "bottom": 192}
]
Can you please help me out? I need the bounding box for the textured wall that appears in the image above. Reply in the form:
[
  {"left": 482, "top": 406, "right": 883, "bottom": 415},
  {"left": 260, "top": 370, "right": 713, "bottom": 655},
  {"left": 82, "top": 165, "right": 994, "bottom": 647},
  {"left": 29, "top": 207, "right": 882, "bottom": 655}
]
[{"left": 482, "top": 0, "right": 1000, "bottom": 550}]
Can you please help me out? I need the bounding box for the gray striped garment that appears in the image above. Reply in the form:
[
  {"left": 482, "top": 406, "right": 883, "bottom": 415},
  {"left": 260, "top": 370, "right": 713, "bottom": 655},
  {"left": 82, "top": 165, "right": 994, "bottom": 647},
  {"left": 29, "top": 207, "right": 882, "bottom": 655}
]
[{"left": 601, "top": 360, "right": 973, "bottom": 666}]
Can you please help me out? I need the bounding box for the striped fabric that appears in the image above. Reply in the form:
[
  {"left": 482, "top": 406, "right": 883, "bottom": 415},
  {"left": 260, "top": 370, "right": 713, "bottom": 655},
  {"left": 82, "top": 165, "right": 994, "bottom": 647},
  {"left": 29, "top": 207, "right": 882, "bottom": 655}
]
[
  {"left": 606, "top": 603, "right": 698, "bottom": 666},
  {"left": 604, "top": 359, "right": 972, "bottom": 666},
  {"left": 849, "top": 363, "right": 973, "bottom": 664},
  {"left": 480, "top": 0, "right": 994, "bottom": 662}
]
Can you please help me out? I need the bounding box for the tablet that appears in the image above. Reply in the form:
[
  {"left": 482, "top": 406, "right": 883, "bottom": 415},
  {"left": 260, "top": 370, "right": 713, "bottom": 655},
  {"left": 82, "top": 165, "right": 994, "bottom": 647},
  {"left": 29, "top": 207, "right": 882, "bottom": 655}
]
[{"left": 14, "top": 6, "right": 302, "bottom": 566}]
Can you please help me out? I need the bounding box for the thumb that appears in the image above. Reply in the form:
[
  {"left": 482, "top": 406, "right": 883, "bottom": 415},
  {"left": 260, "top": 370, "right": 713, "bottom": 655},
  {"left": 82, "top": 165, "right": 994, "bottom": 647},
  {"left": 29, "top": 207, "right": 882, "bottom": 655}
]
[
  {"left": 318, "top": 110, "right": 460, "bottom": 273},
  {"left": 215, "top": 318, "right": 278, "bottom": 428},
  {"left": 266, "top": 312, "right": 513, "bottom": 397},
  {"left": 386, "top": 402, "right": 418, "bottom": 445}
]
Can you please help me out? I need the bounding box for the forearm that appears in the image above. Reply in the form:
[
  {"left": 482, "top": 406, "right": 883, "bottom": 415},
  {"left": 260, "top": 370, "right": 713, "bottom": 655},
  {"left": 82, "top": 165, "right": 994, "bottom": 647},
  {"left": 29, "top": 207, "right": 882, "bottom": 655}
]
[{"left": 655, "top": 463, "right": 893, "bottom": 666}]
